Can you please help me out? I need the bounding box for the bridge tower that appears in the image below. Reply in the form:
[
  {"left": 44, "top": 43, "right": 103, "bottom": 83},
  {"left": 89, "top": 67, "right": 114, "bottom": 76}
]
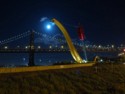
[{"left": 28, "top": 30, "right": 35, "bottom": 66}]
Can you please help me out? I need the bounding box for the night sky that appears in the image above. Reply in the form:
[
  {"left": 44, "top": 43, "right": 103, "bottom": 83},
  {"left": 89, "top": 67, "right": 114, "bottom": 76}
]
[{"left": 0, "top": 0, "right": 125, "bottom": 46}]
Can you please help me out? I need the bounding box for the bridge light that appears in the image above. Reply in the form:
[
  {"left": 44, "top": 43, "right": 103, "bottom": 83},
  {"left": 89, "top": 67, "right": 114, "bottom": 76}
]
[
  {"left": 49, "top": 45, "right": 52, "bottom": 49},
  {"left": 38, "top": 46, "right": 41, "bottom": 49},
  {"left": 61, "top": 45, "right": 64, "bottom": 49},
  {"left": 25, "top": 46, "right": 28, "bottom": 49},
  {"left": 98, "top": 45, "right": 101, "bottom": 48},
  {"left": 4, "top": 46, "right": 8, "bottom": 49}
]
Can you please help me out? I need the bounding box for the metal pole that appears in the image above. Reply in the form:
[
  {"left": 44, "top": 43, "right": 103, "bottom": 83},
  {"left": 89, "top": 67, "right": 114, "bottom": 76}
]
[{"left": 28, "top": 30, "right": 35, "bottom": 66}]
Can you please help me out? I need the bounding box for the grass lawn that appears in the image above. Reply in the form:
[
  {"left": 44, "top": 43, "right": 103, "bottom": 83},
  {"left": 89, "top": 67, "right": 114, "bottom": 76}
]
[{"left": 0, "top": 63, "right": 125, "bottom": 94}]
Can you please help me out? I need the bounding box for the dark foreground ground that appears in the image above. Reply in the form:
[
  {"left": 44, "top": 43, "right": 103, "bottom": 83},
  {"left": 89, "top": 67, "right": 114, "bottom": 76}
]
[{"left": 0, "top": 63, "right": 125, "bottom": 94}]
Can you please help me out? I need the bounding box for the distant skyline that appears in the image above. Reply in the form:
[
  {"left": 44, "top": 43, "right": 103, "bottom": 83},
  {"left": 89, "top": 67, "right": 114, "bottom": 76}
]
[{"left": 0, "top": 0, "right": 125, "bottom": 46}]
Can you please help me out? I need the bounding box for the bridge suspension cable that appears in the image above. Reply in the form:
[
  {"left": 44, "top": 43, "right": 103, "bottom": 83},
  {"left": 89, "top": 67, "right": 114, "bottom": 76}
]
[
  {"left": 34, "top": 31, "right": 67, "bottom": 44},
  {"left": 0, "top": 30, "right": 83, "bottom": 48},
  {"left": 0, "top": 31, "right": 30, "bottom": 45},
  {"left": 34, "top": 31, "right": 82, "bottom": 47}
]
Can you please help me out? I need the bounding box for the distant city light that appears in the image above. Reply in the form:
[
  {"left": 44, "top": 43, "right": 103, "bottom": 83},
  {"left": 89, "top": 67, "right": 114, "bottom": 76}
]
[
  {"left": 112, "top": 45, "right": 114, "bottom": 48},
  {"left": 100, "top": 59, "right": 103, "bottom": 62},
  {"left": 83, "top": 60, "right": 87, "bottom": 63},
  {"left": 124, "top": 49, "right": 125, "bottom": 52},
  {"left": 118, "top": 52, "right": 124, "bottom": 56}
]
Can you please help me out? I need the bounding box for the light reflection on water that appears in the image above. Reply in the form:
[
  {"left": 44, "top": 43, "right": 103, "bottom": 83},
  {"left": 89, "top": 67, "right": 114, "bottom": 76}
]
[{"left": 0, "top": 52, "right": 118, "bottom": 66}]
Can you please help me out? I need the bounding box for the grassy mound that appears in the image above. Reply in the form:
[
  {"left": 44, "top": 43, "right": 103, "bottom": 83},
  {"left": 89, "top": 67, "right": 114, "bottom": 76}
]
[{"left": 0, "top": 63, "right": 125, "bottom": 94}]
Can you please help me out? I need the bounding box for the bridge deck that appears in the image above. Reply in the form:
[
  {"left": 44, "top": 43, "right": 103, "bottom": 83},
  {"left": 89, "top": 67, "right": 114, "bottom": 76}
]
[{"left": 0, "top": 49, "right": 119, "bottom": 53}]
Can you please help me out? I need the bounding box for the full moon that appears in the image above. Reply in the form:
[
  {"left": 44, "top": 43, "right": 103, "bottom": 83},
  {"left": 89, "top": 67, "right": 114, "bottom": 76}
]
[{"left": 46, "top": 24, "right": 51, "bottom": 29}]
